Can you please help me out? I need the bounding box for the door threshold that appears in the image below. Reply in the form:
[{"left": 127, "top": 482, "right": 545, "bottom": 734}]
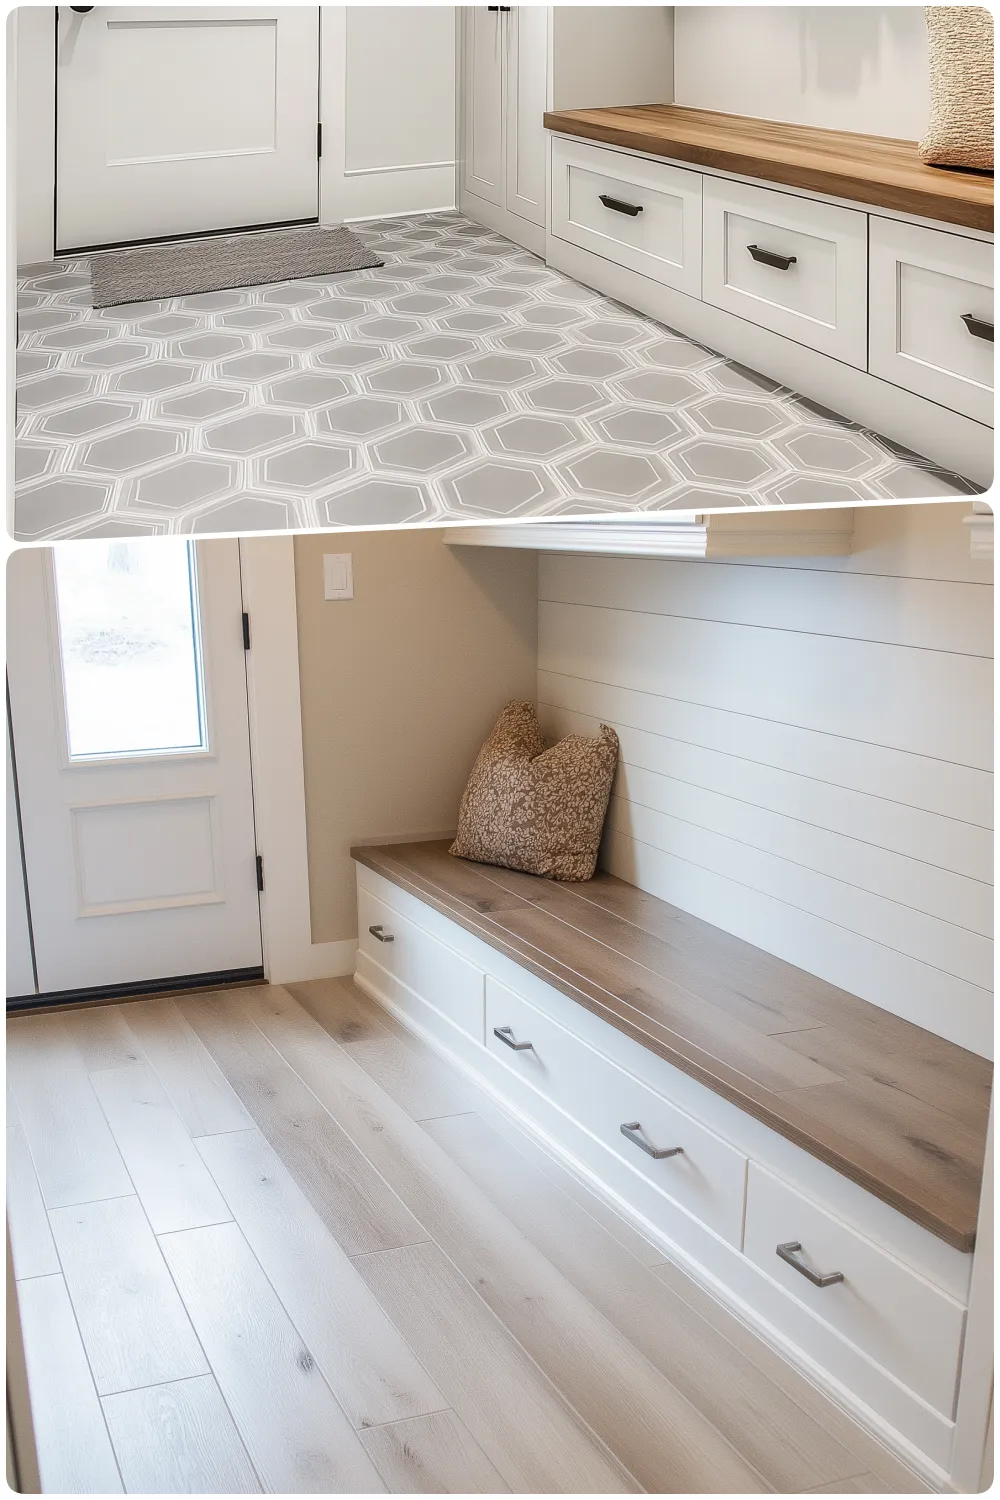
[
  {"left": 6, "top": 966, "right": 266, "bottom": 1016},
  {"left": 58, "top": 217, "right": 320, "bottom": 258}
]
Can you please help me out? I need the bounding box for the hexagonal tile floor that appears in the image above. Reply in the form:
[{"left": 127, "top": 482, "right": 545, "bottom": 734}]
[{"left": 14, "top": 212, "right": 980, "bottom": 537}]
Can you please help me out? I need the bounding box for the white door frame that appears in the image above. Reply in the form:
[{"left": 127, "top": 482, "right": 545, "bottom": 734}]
[{"left": 238, "top": 536, "right": 356, "bottom": 984}]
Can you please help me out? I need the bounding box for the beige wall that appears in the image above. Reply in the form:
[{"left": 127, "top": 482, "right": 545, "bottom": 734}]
[{"left": 295, "top": 530, "right": 537, "bottom": 944}]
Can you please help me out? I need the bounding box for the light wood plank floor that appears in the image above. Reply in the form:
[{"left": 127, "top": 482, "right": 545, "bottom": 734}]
[{"left": 7, "top": 981, "right": 931, "bottom": 1495}]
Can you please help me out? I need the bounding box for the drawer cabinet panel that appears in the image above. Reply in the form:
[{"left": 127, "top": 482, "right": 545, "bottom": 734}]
[
  {"left": 869, "top": 216, "right": 994, "bottom": 425},
  {"left": 485, "top": 977, "right": 746, "bottom": 1245},
  {"left": 551, "top": 136, "right": 702, "bottom": 297},
  {"left": 744, "top": 1164, "right": 965, "bottom": 1416},
  {"left": 703, "top": 178, "right": 867, "bottom": 367},
  {"left": 357, "top": 885, "right": 485, "bottom": 1041}
]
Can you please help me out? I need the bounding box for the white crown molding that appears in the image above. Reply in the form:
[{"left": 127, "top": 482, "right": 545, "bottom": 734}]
[
  {"left": 964, "top": 501, "right": 994, "bottom": 561},
  {"left": 445, "top": 511, "right": 855, "bottom": 561}
]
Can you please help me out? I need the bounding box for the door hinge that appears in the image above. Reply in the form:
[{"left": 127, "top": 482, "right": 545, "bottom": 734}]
[
  {"left": 256, "top": 854, "right": 264, "bottom": 892},
  {"left": 317, "top": 122, "right": 323, "bottom": 159},
  {"left": 242, "top": 612, "right": 251, "bottom": 650}
]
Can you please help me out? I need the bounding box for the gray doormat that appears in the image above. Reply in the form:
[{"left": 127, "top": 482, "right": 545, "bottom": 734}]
[{"left": 88, "top": 224, "right": 383, "bottom": 308}]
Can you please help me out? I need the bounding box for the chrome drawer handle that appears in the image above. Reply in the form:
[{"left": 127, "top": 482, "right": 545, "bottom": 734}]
[
  {"left": 961, "top": 313, "right": 994, "bottom": 343},
  {"left": 599, "top": 193, "right": 643, "bottom": 218},
  {"left": 748, "top": 244, "right": 797, "bottom": 271},
  {"left": 776, "top": 1240, "right": 844, "bottom": 1288},
  {"left": 368, "top": 924, "right": 394, "bottom": 943},
  {"left": 493, "top": 1025, "right": 533, "bottom": 1051},
  {"left": 620, "top": 1121, "right": 683, "bottom": 1159}
]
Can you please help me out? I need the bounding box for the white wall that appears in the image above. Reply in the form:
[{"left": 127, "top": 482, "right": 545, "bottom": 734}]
[
  {"left": 673, "top": 6, "right": 930, "bottom": 140},
  {"left": 551, "top": 7, "right": 674, "bottom": 111},
  {"left": 321, "top": 5, "right": 457, "bottom": 222},
  {"left": 11, "top": 6, "right": 55, "bottom": 264},
  {"left": 537, "top": 502, "right": 993, "bottom": 1059},
  {"left": 6, "top": 715, "right": 35, "bottom": 999}
]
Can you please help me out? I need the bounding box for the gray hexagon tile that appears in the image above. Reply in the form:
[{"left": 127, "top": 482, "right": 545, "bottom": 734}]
[{"left": 15, "top": 210, "right": 980, "bottom": 536}]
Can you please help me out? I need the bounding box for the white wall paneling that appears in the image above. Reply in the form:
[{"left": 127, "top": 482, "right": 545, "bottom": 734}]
[
  {"left": 673, "top": 7, "right": 930, "bottom": 140},
  {"left": 549, "top": 6, "right": 675, "bottom": 112},
  {"left": 321, "top": 5, "right": 457, "bottom": 224},
  {"left": 536, "top": 506, "right": 994, "bottom": 1058}
]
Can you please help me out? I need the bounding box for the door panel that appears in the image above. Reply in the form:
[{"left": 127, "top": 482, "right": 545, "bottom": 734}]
[
  {"left": 6, "top": 717, "right": 36, "bottom": 999},
  {"left": 504, "top": 6, "right": 547, "bottom": 227},
  {"left": 462, "top": 7, "right": 504, "bottom": 206},
  {"left": 7, "top": 541, "right": 263, "bottom": 994},
  {"left": 56, "top": 6, "right": 320, "bottom": 250}
]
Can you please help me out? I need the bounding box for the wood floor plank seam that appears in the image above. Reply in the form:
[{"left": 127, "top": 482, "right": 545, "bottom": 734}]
[{"left": 232, "top": 985, "right": 772, "bottom": 1494}]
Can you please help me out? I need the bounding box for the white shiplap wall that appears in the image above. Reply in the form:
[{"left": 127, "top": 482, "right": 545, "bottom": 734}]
[{"left": 536, "top": 504, "right": 993, "bottom": 1059}]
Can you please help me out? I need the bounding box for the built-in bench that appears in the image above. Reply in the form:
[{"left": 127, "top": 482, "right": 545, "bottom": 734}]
[
  {"left": 538, "top": 103, "right": 994, "bottom": 485},
  {"left": 542, "top": 105, "right": 994, "bottom": 232},
  {"left": 352, "top": 838, "right": 991, "bottom": 1479}
]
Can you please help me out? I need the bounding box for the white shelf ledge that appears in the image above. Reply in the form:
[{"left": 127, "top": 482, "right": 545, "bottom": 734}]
[
  {"left": 445, "top": 509, "right": 855, "bottom": 560},
  {"left": 964, "top": 502, "right": 994, "bottom": 561}
]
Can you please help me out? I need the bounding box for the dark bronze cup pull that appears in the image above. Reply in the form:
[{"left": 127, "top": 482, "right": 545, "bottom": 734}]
[
  {"left": 748, "top": 244, "right": 797, "bottom": 271},
  {"left": 961, "top": 313, "right": 994, "bottom": 343},
  {"left": 600, "top": 193, "right": 643, "bottom": 218}
]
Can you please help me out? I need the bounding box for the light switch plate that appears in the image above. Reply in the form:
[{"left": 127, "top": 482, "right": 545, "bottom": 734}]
[{"left": 323, "top": 553, "right": 353, "bottom": 600}]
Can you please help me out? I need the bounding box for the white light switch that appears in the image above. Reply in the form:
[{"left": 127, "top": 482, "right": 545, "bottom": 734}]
[{"left": 323, "top": 553, "right": 353, "bottom": 600}]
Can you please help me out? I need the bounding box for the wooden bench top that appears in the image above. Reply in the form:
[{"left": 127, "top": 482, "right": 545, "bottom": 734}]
[
  {"left": 353, "top": 840, "right": 991, "bottom": 1252},
  {"left": 543, "top": 104, "right": 994, "bottom": 233}
]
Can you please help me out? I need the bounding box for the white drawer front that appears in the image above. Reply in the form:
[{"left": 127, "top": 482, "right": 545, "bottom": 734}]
[
  {"left": 869, "top": 216, "right": 994, "bottom": 425},
  {"left": 485, "top": 977, "right": 747, "bottom": 1246},
  {"left": 744, "top": 1164, "right": 965, "bottom": 1416},
  {"left": 357, "top": 886, "right": 485, "bottom": 1041},
  {"left": 703, "top": 178, "right": 867, "bottom": 367},
  {"left": 551, "top": 136, "right": 702, "bottom": 297}
]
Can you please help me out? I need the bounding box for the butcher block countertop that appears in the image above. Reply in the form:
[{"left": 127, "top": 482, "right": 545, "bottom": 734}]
[
  {"left": 353, "top": 840, "right": 991, "bottom": 1251},
  {"left": 542, "top": 103, "right": 995, "bottom": 233}
]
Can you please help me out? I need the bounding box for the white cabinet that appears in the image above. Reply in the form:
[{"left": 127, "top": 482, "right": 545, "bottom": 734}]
[
  {"left": 461, "top": 7, "right": 505, "bottom": 208},
  {"left": 551, "top": 136, "right": 702, "bottom": 297},
  {"left": 459, "top": 5, "right": 548, "bottom": 251},
  {"left": 702, "top": 178, "right": 868, "bottom": 369},
  {"left": 869, "top": 216, "right": 995, "bottom": 426},
  {"left": 504, "top": 6, "right": 548, "bottom": 228}
]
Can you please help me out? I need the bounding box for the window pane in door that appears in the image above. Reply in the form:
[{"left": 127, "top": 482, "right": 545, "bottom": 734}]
[{"left": 52, "top": 541, "right": 207, "bottom": 760}]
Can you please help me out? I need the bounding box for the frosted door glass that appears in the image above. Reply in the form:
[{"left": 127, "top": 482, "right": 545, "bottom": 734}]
[{"left": 53, "top": 541, "right": 207, "bottom": 760}]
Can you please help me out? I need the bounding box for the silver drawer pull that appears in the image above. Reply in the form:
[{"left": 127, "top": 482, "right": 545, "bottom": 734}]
[
  {"left": 368, "top": 924, "right": 394, "bottom": 943},
  {"left": 961, "top": 312, "right": 994, "bottom": 343},
  {"left": 493, "top": 1025, "right": 533, "bottom": 1051},
  {"left": 776, "top": 1240, "right": 844, "bottom": 1288},
  {"left": 747, "top": 244, "right": 797, "bottom": 271},
  {"left": 620, "top": 1121, "right": 683, "bottom": 1159}
]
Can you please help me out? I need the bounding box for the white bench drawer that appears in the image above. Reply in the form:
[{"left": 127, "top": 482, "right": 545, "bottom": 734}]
[
  {"left": 703, "top": 178, "right": 867, "bottom": 367},
  {"left": 744, "top": 1164, "right": 966, "bottom": 1416},
  {"left": 869, "top": 216, "right": 994, "bottom": 425},
  {"left": 551, "top": 136, "right": 702, "bottom": 297},
  {"left": 357, "top": 885, "right": 484, "bottom": 1041},
  {"left": 485, "top": 977, "right": 747, "bottom": 1246}
]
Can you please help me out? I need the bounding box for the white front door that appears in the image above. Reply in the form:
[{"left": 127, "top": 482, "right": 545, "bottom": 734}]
[
  {"left": 55, "top": 6, "right": 321, "bottom": 252},
  {"left": 7, "top": 540, "right": 263, "bottom": 996}
]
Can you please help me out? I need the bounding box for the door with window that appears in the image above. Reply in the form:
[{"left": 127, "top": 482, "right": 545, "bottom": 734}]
[
  {"left": 6, "top": 539, "right": 263, "bottom": 998},
  {"left": 55, "top": 6, "right": 321, "bottom": 251}
]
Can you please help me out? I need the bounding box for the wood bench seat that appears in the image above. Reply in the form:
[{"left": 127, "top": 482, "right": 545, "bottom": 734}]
[
  {"left": 352, "top": 839, "right": 991, "bottom": 1251},
  {"left": 542, "top": 104, "right": 994, "bottom": 233}
]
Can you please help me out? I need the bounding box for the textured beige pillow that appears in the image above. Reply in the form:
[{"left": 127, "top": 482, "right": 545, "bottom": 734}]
[
  {"left": 919, "top": 7, "right": 993, "bottom": 169},
  {"left": 450, "top": 701, "right": 619, "bottom": 881}
]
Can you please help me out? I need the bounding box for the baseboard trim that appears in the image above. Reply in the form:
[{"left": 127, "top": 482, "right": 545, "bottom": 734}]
[
  {"left": 6, "top": 964, "right": 266, "bottom": 1014},
  {"left": 544, "top": 234, "right": 992, "bottom": 490}
]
